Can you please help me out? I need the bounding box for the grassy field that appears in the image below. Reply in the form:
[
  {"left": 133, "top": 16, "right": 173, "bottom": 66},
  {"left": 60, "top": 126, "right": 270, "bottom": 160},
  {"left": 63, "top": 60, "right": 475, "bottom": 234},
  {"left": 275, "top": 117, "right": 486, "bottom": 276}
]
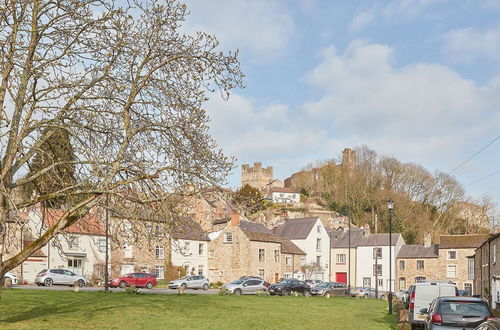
[{"left": 0, "top": 289, "right": 397, "bottom": 330}]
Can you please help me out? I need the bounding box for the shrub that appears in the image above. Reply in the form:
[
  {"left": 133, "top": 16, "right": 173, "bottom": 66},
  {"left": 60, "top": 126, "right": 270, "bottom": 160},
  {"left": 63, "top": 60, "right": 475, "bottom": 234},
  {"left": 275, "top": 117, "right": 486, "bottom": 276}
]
[{"left": 125, "top": 285, "right": 143, "bottom": 295}]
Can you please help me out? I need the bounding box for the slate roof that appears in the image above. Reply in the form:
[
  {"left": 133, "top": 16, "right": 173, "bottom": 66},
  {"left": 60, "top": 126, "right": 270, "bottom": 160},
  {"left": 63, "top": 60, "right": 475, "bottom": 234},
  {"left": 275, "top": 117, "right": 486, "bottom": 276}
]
[
  {"left": 239, "top": 220, "right": 272, "bottom": 234},
  {"left": 329, "top": 229, "right": 365, "bottom": 248},
  {"left": 242, "top": 230, "right": 306, "bottom": 255},
  {"left": 212, "top": 217, "right": 230, "bottom": 225},
  {"left": 280, "top": 238, "right": 306, "bottom": 255},
  {"left": 357, "top": 233, "right": 403, "bottom": 246},
  {"left": 171, "top": 218, "right": 210, "bottom": 241},
  {"left": 439, "top": 234, "right": 488, "bottom": 249},
  {"left": 397, "top": 244, "right": 439, "bottom": 258},
  {"left": 273, "top": 217, "right": 318, "bottom": 240}
]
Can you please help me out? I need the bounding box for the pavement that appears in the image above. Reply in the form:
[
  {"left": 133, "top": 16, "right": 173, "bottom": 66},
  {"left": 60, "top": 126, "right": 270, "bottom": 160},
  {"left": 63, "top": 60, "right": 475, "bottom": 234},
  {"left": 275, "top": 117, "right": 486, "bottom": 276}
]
[{"left": 11, "top": 285, "right": 219, "bottom": 295}]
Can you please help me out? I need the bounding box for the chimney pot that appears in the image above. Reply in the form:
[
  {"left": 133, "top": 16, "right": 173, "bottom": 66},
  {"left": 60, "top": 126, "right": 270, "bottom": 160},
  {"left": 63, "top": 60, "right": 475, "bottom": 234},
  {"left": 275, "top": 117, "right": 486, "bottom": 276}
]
[{"left": 230, "top": 213, "right": 240, "bottom": 227}]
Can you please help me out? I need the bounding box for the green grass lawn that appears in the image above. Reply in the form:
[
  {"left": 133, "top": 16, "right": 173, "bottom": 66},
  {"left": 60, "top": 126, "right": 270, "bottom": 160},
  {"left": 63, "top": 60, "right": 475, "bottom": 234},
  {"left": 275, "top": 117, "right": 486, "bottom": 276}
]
[{"left": 0, "top": 289, "right": 397, "bottom": 330}]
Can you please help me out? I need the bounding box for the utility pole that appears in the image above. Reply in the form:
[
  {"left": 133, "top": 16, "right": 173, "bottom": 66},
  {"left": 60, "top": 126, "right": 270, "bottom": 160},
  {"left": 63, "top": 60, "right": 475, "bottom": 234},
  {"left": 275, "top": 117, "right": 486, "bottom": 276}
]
[{"left": 104, "top": 194, "right": 109, "bottom": 292}]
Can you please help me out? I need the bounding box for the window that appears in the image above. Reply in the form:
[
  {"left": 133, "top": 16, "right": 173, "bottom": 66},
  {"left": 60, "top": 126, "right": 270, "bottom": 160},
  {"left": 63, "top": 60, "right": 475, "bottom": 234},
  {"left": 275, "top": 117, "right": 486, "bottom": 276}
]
[
  {"left": 124, "top": 243, "right": 133, "bottom": 258},
  {"left": 415, "top": 276, "right": 426, "bottom": 283},
  {"left": 317, "top": 225, "right": 321, "bottom": 233},
  {"left": 124, "top": 221, "right": 132, "bottom": 236},
  {"left": 373, "top": 264, "right": 382, "bottom": 276},
  {"left": 378, "top": 279, "right": 383, "bottom": 288},
  {"left": 464, "top": 283, "right": 472, "bottom": 295},
  {"left": 219, "top": 271, "right": 224, "bottom": 277},
  {"left": 224, "top": 232, "right": 233, "bottom": 243},
  {"left": 300, "top": 257, "right": 306, "bottom": 265},
  {"left": 155, "top": 266, "right": 164, "bottom": 279},
  {"left": 97, "top": 238, "right": 106, "bottom": 253},
  {"left": 285, "top": 256, "right": 292, "bottom": 266},
  {"left": 121, "top": 264, "right": 133, "bottom": 275},
  {"left": 68, "top": 259, "right": 82, "bottom": 269},
  {"left": 399, "top": 277, "right": 406, "bottom": 290},
  {"left": 363, "top": 277, "right": 371, "bottom": 287},
  {"left": 494, "top": 245, "right": 497, "bottom": 264},
  {"left": 316, "top": 238, "right": 322, "bottom": 252},
  {"left": 259, "top": 249, "right": 265, "bottom": 262},
  {"left": 155, "top": 245, "right": 164, "bottom": 259},
  {"left": 316, "top": 255, "right": 321, "bottom": 265},
  {"left": 336, "top": 254, "right": 346, "bottom": 264},
  {"left": 417, "top": 260, "right": 424, "bottom": 270},
  {"left": 373, "top": 247, "right": 382, "bottom": 259},
  {"left": 68, "top": 236, "right": 79, "bottom": 250},
  {"left": 184, "top": 242, "right": 190, "bottom": 254},
  {"left": 199, "top": 243, "right": 204, "bottom": 255},
  {"left": 468, "top": 257, "right": 474, "bottom": 280},
  {"left": 208, "top": 250, "right": 214, "bottom": 259},
  {"left": 258, "top": 269, "right": 265, "bottom": 278},
  {"left": 448, "top": 250, "right": 457, "bottom": 260},
  {"left": 198, "top": 265, "right": 204, "bottom": 276},
  {"left": 284, "top": 273, "right": 292, "bottom": 278},
  {"left": 274, "top": 250, "right": 280, "bottom": 262},
  {"left": 446, "top": 265, "right": 457, "bottom": 278},
  {"left": 399, "top": 260, "right": 405, "bottom": 270}
]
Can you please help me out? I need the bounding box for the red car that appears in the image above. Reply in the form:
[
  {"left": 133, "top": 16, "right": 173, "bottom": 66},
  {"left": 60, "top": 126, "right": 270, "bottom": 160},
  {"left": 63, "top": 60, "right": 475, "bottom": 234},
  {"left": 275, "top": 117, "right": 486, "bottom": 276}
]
[{"left": 109, "top": 272, "right": 157, "bottom": 289}]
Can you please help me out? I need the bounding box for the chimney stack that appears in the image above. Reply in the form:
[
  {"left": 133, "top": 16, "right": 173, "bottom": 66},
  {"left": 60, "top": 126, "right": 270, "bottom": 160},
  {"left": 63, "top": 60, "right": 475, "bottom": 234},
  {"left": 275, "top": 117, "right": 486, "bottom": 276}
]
[
  {"left": 363, "top": 223, "right": 370, "bottom": 237},
  {"left": 230, "top": 213, "right": 240, "bottom": 227},
  {"left": 423, "top": 232, "right": 432, "bottom": 247}
]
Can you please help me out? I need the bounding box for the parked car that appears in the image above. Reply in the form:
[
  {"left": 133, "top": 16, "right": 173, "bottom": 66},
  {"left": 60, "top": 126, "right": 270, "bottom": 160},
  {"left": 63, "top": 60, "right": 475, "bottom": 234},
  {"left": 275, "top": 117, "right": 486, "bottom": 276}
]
[
  {"left": 305, "top": 279, "right": 323, "bottom": 288},
  {"left": 458, "top": 289, "right": 471, "bottom": 296},
  {"left": 109, "top": 272, "right": 157, "bottom": 289},
  {"left": 168, "top": 275, "right": 209, "bottom": 290},
  {"left": 224, "top": 278, "right": 268, "bottom": 295},
  {"left": 420, "top": 297, "right": 494, "bottom": 329},
  {"left": 3, "top": 272, "right": 18, "bottom": 286},
  {"left": 396, "top": 289, "right": 408, "bottom": 303},
  {"left": 351, "top": 287, "right": 385, "bottom": 299},
  {"left": 476, "top": 318, "right": 500, "bottom": 330},
  {"left": 269, "top": 278, "right": 312, "bottom": 296},
  {"left": 310, "top": 281, "right": 350, "bottom": 297},
  {"left": 409, "top": 281, "right": 458, "bottom": 329},
  {"left": 239, "top": 276, "right": 270, "bottom": 288},
  {"left": 35, "top": 269, "right": 86, "bottom": 287}
]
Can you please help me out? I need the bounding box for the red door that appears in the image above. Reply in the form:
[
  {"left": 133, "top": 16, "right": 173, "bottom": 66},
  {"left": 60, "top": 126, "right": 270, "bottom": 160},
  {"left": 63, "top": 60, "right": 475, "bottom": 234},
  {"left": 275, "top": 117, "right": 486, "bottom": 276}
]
[{"left": 336, "top": 272, "right": 347, "bottom": 284}]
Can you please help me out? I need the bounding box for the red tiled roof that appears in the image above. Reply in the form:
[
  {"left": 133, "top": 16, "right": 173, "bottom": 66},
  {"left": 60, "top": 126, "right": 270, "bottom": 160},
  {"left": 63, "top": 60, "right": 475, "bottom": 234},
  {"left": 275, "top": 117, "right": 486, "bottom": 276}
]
[
  {"left": 43, "top": 208, "right": 105, "bottom": 236},
  {"left": 24, "top": 241, "right": 47, "bottom": 257}
]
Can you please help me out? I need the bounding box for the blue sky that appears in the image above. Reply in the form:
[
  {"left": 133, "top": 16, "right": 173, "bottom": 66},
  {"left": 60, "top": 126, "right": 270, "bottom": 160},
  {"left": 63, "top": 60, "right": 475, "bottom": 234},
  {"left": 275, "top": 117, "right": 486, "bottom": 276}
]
[{"left": 183, "top": 0, "right": 500, "bottom": 206}]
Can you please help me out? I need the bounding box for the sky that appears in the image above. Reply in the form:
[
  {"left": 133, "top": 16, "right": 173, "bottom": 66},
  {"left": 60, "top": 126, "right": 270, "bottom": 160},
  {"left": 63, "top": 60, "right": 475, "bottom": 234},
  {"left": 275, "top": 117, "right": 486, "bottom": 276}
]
[{"left": 182, "top": 0, "right": 500, "bottom": 205}]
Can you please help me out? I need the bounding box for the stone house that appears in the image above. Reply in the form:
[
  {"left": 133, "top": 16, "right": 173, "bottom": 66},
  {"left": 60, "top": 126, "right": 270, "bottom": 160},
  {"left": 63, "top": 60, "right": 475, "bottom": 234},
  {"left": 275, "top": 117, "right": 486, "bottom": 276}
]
[
  {"left": 474, "top": 233, "right": 500, "bottom": 308},
  {"left": 438, "top": 234, "right": 487, "bottom": 294},
  {"left": 273, "top": 217, "right": 331, "bottom": 281},
  {"left": 356, "top": 231, "right": 405, "bottom": 292},
  {"left": 280, "top": 238, "right": 306, "bottom": 279},
  {"left": 329, "top": 228, "right": 364, "bottom": 286},
  {"left": 396, "top": 233, "right": 439, "bottom": 290},
  {"left": 207, "top": 214, "right": 304, "bottom": 283},
  {"left": 111, "top": 217, "right": 209, "bottom": 280}
]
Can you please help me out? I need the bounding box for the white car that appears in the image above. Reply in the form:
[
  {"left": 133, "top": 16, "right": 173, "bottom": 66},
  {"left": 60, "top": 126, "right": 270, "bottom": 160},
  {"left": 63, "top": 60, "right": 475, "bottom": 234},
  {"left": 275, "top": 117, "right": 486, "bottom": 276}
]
[
  {"left": 35, "top": 269, "right": 87, "bottom": 287},
  {"left": 3, "top": 272, "right": 18, "bottom": 285}
]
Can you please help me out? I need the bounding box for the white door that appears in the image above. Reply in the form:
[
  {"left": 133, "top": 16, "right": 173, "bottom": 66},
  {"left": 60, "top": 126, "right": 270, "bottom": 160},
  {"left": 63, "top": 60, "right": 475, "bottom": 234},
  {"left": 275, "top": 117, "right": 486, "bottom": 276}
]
[{"left": 68, "top": 258, "right": 83, "bottom": 275}]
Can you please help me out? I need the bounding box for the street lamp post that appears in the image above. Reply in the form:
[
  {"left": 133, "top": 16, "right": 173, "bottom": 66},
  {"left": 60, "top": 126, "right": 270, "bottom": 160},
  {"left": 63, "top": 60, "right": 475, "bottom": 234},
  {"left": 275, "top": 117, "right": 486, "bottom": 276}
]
[
  {"left": 387, "top": 199, "right": 394, "bottom": 314},
  {"left": 104, "top": 194, "right": 109, "bottom": 292}
]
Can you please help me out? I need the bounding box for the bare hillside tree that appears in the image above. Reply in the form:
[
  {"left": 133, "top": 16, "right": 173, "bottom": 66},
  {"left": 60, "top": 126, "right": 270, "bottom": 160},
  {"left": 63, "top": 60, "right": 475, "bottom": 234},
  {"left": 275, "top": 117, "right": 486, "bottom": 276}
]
[{"left": 0, "top": 0, "right": 243, "bottom": 287}]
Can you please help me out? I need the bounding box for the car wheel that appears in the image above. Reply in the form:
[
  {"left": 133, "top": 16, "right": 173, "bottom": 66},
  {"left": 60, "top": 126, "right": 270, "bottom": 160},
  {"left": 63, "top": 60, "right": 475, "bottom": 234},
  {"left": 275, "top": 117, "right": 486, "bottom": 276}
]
[
  {"left": 77, "top": 280, "right": 85, "bottom": 287},
  {"left": 3, "top": 277, "right": 12, "bottom": 287},
  {"left": 234, "top": 289, "right": 242, "bottom": 295},
  {"left": 203, "top": 283, "right": 209, "bottom": 290},
  {"left": 282, "top": 289, "right": 290, "bottom": 296},
  {"left": 146, "top": 282, "right": 153, "bottom": 289},
  {"left": 180, "top": 283, "right": 187, "bottom": 290},
  {"left": 380, "top": 295, "right": 385, "bottom": 300},
  {"left": 119, "top": 281, "right": 127, "bottom": 288},
  {"left": 344, "top": 292, "right": 349, "bottom": 297},
  {"left": 44, "top": 278, "right": 53, "bottom": 286},
  {"left": 364, "top": 294, "right": 368, "bottom": 299},
  {"left": 303, "top": 290, "right": 311, "bottom": 297}
]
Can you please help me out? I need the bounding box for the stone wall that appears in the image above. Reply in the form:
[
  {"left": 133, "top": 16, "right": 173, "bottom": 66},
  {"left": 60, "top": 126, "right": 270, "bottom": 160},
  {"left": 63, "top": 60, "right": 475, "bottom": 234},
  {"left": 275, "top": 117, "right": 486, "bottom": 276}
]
[
  {"left": 241, "top": 162, "right": 273, "bottom": 190},
  {"left": 396, "top": 258, "right": 439, "bottom": 290},
  {"left": 438, "top": 248, "right": 475, "bottom": 292}
]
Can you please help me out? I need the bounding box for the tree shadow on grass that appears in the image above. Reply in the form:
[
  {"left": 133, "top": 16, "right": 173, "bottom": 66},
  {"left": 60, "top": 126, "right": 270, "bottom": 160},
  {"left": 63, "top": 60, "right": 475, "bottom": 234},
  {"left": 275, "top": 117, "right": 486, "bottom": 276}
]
[{"left": 1, "top": 293, "right": 118, "bottom": 324}]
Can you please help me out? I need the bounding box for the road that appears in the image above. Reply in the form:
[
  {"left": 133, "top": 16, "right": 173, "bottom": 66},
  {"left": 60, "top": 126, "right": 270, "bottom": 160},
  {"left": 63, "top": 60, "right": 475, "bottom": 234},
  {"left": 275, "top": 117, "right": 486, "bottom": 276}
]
[{"left": 11, "top": 285, "right": 219, "bottom": 295}]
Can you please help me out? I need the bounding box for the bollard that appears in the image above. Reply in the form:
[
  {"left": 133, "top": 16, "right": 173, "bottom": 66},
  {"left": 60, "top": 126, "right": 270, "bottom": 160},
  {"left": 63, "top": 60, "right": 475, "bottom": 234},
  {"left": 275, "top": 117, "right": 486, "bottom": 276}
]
[
  {"left": 178, "top": 286, "right": 185, "bottom": 295},
  {"left": 73, "top": 281, "right": 80, "bottom": 292},
  {"left": 325, "top": 293, "right": 331, "bottom": 298}
]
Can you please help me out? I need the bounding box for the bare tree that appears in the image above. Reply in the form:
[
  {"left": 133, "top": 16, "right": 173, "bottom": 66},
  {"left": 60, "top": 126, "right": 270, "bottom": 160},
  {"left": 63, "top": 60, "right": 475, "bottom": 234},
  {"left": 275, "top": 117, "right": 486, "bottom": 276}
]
[{"left": 0, "top": 0, "right": 243, "bottom": 288}]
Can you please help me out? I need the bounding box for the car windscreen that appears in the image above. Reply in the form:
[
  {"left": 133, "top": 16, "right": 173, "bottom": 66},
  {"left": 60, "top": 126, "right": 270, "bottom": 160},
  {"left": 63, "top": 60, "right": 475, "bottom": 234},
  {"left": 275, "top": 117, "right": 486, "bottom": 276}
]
[
  {"left": 438, "top": 301, "right": 490, "bottom": 318},
  {"left": 316, "top": 282, "right": 330, "bottom": 288},
  {"left": 38, "top": 269, "right": 47, "bottom": 274},
  {"left": 230, "top": 279, "right": 244, "bottom": 285},
  {"left": 279, "top": 279, "right": 293, "bottom": 284}
]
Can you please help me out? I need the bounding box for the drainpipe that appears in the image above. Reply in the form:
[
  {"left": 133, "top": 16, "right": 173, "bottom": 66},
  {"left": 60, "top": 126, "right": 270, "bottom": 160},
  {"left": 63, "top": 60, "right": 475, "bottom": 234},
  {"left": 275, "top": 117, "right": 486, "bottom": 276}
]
[{"left": 489, "top": 240, "right": 491, "bottom": 305}]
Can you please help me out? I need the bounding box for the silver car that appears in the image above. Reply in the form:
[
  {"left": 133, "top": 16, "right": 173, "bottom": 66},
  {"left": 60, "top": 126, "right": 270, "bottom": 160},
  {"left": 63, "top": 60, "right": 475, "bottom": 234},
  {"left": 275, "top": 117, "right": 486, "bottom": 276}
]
[
  {"left": 3, "top": 272, "right": 18, "bottom": 286},
  {"left": 224, "top": 278, "right": 268, "bottom": 295},
  {"left": 35, "top": 269, "right": 87, "bottom": 287},
  {"left": 168, "top": 275, "right": 209, "bottom": 290}
]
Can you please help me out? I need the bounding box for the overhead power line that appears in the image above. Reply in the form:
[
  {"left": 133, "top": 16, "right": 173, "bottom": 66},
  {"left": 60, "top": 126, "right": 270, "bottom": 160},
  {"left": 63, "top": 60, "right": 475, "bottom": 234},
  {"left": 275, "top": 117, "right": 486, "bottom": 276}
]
[
  {"left": 449, "top": 135, "right": 500, "bottom": 174},
  {"left": 466, "top": 169, "right": 500, "bottom": 187}
]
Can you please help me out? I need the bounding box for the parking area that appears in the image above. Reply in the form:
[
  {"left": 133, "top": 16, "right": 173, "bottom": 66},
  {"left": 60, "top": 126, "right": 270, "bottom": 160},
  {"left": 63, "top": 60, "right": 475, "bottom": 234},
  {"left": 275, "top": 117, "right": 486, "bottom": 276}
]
[{"left": 11, "top": 285, "right": 219, "bottom": 295}]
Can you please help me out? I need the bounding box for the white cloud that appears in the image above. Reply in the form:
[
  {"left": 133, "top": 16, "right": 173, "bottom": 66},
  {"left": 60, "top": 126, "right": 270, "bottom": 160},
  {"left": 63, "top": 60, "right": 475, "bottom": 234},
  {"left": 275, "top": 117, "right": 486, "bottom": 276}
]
[
  {"left": 183, "top": 0, "right": 295, "bottom": 60},
  {"left": 349, "top": 8, "right": 376, "bottom": 32},
  {"left": 303, "top": 40, "right": 500, "bottom": 163},
  {"left": 443, "top": 26, "right": 500, "bottom": 62}
]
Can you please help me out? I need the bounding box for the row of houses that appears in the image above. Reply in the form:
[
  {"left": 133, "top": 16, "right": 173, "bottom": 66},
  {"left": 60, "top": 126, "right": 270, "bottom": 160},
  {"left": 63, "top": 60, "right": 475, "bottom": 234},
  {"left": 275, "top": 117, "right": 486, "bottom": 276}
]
[{"left": 5, "top": 207, "right": 494, "bottom": 298}]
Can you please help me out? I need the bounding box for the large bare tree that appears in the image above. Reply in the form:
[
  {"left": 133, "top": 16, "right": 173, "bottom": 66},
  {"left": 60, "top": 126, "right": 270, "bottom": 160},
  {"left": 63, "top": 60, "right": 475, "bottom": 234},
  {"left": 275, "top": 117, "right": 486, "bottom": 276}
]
[{"left": 0, "top": 0, "right": 243, "bottom": 285}]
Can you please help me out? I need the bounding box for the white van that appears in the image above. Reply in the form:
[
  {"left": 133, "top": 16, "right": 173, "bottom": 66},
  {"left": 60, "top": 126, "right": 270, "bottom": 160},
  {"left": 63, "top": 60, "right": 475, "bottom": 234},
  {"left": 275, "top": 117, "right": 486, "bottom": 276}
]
[{"left": 409, "top": 281, "right": 458, "bottom": 329}]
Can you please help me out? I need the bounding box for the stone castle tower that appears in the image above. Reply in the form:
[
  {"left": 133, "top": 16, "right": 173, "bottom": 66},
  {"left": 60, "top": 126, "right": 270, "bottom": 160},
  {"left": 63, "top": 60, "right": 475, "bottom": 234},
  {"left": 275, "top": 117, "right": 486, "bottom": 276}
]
[
  {"left": 241, "top": 162, "right": 273, "bottom": 190},
  {"left": 341, "top": 148, "right": 356, "bottom": 170}
]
